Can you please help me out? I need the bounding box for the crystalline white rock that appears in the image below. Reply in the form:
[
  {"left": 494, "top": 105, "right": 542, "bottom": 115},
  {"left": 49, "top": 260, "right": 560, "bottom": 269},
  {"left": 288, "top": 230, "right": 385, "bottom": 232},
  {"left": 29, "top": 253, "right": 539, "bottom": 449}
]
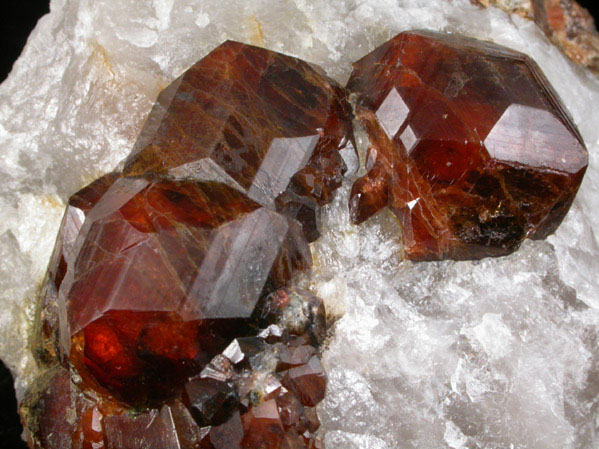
[{"left": 0, "top": 0, "right": 598, "bottom": 447}]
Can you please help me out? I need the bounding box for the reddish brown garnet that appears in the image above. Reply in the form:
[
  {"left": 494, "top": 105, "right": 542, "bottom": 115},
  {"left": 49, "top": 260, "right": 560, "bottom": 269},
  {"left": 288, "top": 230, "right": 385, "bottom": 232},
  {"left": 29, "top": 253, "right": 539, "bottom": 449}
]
[
  {"left": 124, "top": 40, "right": 353, "bottom": 242},
  {"left": 20, "top": 366, "right": 208, "bottom": 449},
  {"left": 348, "top": 31, "right": 588, "bottom": 260},
  {"left": 58, "top": 178, "right": 311, "bottom": 403},
  {"left": 23, "top": 41, "right": 337, "bottom": 449}
]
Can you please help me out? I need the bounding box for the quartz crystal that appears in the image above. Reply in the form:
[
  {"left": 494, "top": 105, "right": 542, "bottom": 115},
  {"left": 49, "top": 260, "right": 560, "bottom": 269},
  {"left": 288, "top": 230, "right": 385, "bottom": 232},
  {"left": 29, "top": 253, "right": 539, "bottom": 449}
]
[{"left": 348, "top": 31, "right": 588, "bottom": 260}]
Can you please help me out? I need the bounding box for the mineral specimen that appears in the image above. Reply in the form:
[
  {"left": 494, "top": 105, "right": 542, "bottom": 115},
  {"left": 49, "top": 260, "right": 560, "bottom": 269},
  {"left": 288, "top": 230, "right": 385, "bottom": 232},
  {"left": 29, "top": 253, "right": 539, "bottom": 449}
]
[
  {"left": 4, "top": 1, "right": 599, "bottom": 448},
  {"left": 20, "top": 31, "right": 591, "bottom": 449},
  {"left": 348, "top": 30, "right": 588, "bottom": 260}
]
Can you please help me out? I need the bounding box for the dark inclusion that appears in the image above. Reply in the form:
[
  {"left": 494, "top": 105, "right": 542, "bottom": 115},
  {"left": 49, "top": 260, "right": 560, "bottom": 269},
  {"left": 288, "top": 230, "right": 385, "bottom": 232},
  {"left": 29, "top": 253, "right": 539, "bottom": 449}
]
[{"left": 20, "top": 32, "right": 587, "bottom": 449}]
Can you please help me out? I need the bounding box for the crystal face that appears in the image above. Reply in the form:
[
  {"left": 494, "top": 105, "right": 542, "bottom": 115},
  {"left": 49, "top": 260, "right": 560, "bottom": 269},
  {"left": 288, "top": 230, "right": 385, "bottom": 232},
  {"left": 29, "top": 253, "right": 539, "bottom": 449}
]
[
  {"left": 347, "top": 30, "right": 588, "bottom": 260},
  {"left": 124, "top": 40, "right": 354, "bottom": 242},
  {"left": 33, "top": 172, "right": 120, "bottom": 363}
]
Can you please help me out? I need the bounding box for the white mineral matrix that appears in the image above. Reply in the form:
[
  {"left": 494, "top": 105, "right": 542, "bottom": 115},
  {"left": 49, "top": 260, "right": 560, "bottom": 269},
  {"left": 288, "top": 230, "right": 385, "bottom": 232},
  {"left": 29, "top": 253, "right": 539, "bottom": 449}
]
[{"left": 1, "top": 1, "right": 598, "bottom": 448}]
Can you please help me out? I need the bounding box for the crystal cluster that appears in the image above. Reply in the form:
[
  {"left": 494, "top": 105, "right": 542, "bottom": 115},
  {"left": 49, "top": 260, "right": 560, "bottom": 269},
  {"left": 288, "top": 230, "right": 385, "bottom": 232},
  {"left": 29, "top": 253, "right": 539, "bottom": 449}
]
[
  {"left": 22, "top": 41, "right": 354, "bottom": 449},
  {"left": 13, "top": 22, "right": 592, "bottom": 449},
  {"left": 22, "top": 288, "right": 327, "bottom": 449},
  {"left": 348, "top": 31, "right": 588, "bottom": 260}
]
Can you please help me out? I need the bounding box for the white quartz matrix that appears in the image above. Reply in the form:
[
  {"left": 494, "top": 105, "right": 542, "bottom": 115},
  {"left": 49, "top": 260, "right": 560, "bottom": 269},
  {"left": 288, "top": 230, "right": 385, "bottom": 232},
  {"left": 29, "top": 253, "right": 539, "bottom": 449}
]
[{"left": 1, "top": 1, "right": 598, "bottom": 448}]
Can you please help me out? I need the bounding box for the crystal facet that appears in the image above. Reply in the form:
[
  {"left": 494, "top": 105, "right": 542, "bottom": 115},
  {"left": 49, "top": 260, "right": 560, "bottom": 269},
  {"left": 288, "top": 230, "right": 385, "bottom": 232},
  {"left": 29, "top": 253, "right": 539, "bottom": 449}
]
[
  {"left": 348, "top": 31, "right": 588, "bottom": 260},
  {"left": 33, "top": 173, "right": 120, "bottom": 363}
]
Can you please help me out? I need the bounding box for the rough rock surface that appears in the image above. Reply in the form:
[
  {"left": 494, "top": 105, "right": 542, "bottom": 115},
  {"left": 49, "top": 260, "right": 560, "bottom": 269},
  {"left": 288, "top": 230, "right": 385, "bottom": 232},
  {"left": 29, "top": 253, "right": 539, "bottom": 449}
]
[
  {"left": 474, "top": 0, "right": 599, "bottom": 72},
  {"left": 1, "top": 0, "right": 598, "bottom": 448}
]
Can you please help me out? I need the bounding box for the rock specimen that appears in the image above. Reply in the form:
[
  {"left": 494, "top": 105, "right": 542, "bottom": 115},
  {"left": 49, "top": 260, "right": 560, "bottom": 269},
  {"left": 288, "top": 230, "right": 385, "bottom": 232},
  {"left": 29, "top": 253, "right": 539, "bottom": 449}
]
[
  {"left": 4, "top": 6, "right": 595, "bottom": 449},
  {"left": 348, "top": 30, "right": 588, "bottom": 260}
]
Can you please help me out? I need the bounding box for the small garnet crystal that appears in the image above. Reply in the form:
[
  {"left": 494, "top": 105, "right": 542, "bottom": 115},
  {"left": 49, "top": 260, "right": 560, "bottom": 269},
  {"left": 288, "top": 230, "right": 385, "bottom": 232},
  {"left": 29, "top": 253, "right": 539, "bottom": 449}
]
[{"left": 348, "top": 31, "right": 588, "bottom": 260}]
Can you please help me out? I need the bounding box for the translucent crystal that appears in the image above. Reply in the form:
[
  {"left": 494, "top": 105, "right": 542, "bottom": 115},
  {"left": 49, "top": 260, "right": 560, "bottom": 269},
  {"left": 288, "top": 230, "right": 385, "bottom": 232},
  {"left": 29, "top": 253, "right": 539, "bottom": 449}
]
[{"left": 348, "top": 31, "right": 588, "bottom": 260}]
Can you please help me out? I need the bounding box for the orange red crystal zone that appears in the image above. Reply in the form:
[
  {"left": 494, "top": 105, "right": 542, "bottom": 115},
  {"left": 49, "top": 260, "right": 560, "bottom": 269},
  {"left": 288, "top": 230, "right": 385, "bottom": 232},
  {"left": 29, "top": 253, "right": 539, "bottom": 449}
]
[
  {"left": 21, "top": 326, "right": 327, "bottom": 449},
  {"left": 347, "top": 30, "right": 588, "bottom": 260}
]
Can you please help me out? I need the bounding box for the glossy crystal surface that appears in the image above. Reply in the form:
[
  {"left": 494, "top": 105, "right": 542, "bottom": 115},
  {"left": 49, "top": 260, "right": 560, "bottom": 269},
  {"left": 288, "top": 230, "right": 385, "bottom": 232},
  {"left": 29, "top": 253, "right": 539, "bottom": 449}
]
[
  {"left": 348, "top": 31, "right": 588, "bottom": 260},
  {"left": 33, "top": 173, "right": 120, "bottom": 363},
  {"left": 124, "top": 40, "right": 353, "bottom": 242},
  {"left": 57, "top": 177, "right": 310, "bottom": 402}
]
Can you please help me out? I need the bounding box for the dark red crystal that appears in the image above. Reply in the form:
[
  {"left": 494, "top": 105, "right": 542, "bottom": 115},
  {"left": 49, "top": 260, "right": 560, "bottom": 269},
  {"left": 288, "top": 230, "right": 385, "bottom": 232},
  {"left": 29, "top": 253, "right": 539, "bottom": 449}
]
[
  {"left": 241, "top": 400, "right": 286, "bottom": 449},
  {"left": 347, "top": 31, "right": 588, "bottom": 260},
  {"left": 19, "top": 367, "right": 93, "bottom": 449},
  {"left": 281, "top": 356, "right": 327, "bottom": 407},
  {"left": 20, "top": 366, "right": 208, "bottom": 449}
]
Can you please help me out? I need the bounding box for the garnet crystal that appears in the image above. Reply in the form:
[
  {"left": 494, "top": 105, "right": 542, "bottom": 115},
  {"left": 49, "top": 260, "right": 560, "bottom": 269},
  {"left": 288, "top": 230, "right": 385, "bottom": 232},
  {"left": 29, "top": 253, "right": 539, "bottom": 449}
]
[
  {"left": 348, "top": 31, "right": 588, "bottom": 260},
  {"left": 61, "top": 177, "right": 311, "bottom": 402},
  {"left": 124, "top": 40, "right": 354, "bottom": 242}
]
